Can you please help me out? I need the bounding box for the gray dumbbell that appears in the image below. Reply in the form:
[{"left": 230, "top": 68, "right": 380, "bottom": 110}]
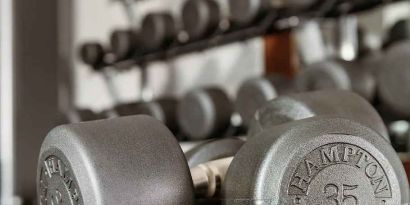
[
  {"left": 296, "top": 60, "right": 376, "bottom": 101},
  {"left": 235, "top": 74, "right": 295, "bottom": 127},
  {"left": 178, "top": 87, "right": 234, "bottom": 141},
  {"left": 79, "top": 43, "right": 106, "bottom": 68},
  {"left": 37, "top": 95, "right": 408, "bottom": 204},
  {"left": 377, "top": 40, "right": 410, "bottom": 119},
  {"left": 67, "top": 109, "right": 108, "bottom": 123},
  {"left": 228, "top": 0, "right": 317, "bottom": 26},
  {"left": 115, "top": 98, "right": 179, "bottom": 134},
  {"left": 182, "top": 0, "right": 221, "bottom": 41},
  {"left": 138, "top": 12, "right": 178, "bottom": 51},
  {"left": 110, "top": 29, "right": 139, "bottom": 61},
  {"left": 248, "top": 90, "right": 389, "bottom": 141}
]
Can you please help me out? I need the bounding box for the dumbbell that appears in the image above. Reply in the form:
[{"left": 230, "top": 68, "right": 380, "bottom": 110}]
[
  {"left": 248, "top": 90, "right": 389, "bottom": 141},
  {"left": 377, "top": 40, "right": 410, "bottom": 119},
  {"left": 228, "top": 0, "right": 318, "bottom": 27},
  {"left": 37, "top": 91, "right": 409, "bottom": 204},
  {"left": 178, "top": 87, "right": 235, "bottom": 141},
  {"left": 182, "top": 0, "right": 222, "bottom": 41},
  {"left": 109, "top": 29, "right": 139, "bottom": 61},
  {"left": 138, "top": 12, "right": 178, "bottom": 52},
  {"left": 235, "top": 74, "right": 296, "bottom": 127},
  {"left": 79, "top": 42, "right": 106, "bottom": 68},
  {"left": 296, "top": 60, "right": 376, "bottom": 101},
  {"left": 66, "top": 109, "right": 109, "bottom": 123},
  {"left": 115, "top": 97, "right": 179, "bottom": 134}
]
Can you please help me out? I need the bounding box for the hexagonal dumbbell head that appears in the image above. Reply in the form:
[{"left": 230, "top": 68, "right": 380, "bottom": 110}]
[
  {"left": 248, "top": 90, "right": 389, "bottom": 141},
  {"left": 178, "top": 87, "right": 233, "bottom": 141}
]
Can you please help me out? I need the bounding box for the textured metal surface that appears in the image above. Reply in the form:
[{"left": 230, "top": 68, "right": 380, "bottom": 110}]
[
  {"left": 185, "top": 138, "right": 245, "bottom": 167},
  {"left": 37, "top": 115, "right": 194, "bottom": 205},
  {"left": 178, "top": 87, "right": 233, "bottom": 140},
  {"left": 377, "top": 40, "right": 410, "bottom": 118},
  {"left": 224, "top": 117, "right": 409, "bottom": 204},
  {"left": 248, "top": 91, "right": 389, "bottom": 141},
  {"left": 235, "top": 75, "right": 295, "bottom": 127},
  {"left": 182, "top": 0, "right": 221, "bottom": 40}
]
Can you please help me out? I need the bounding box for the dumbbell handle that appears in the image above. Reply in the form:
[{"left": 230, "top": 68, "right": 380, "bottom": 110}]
[{"left": 190, "top": 157, "right": 233, "bottom": 198}]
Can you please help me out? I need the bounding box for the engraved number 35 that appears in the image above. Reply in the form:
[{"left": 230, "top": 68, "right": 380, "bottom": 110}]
[{"left": 324, "top": 184, "right": 358, "bottom": 205}]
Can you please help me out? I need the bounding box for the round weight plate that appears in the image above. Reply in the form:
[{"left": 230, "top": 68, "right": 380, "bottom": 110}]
[
  {"left": 185, "top": 138, "right": 245, "bottom": 167},
  {"left": 79, "top": 43, "right": 105, "bottom": 68},
  {"left": 110, "top": 29, "right": 138, "bottom": 60},
  {"left": 182, "top": 0, "right": 221, "bottom": 40},
  {"left": 178, "top": 87, "right": 233, "bottom": 141},
  {"left": 378, "top": 41, "right": 410, "bottom": 118},
  {"left": 229, "top": 0, "right": 270, "bottom": 26},
  {"left": 235, "top": 77, "right": 278, "bottom": 127},
  {"left": 248, "top": 90, "right": 389, "bottom": 142},
  {"left": 139, "top": 13, "right": 177, "bottom": 51},
  {"left": 297, "top": 61, "right": 351, "bottom": 92},
  {"left": 37, "top": 116, "right": 194, "bottom": 205},
  {"left": 224, "top": 117, "right": 409, "bottom": 204}
]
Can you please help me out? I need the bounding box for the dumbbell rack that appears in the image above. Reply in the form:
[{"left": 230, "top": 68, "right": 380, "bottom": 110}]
[{"left": 95, "top": 0, "right": 402, "bottom": 70}]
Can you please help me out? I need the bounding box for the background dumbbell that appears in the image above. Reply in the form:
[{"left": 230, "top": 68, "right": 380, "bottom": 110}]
[
  {"left": 377, "top": 40, "right": 410, "bottom": 120},
  {"left": 138, "top": 12, "right": 178, "bottom": 52},
  {"left": 110, "top": 29, "right": 139, "bottom": 61},
  {"left": 178, "top": 87, "right": 235, "bottom": 141},
  {"left": 296, "top": 60, "right": 376, "bottom": 101},
  {"left": 248, "top": 90, "right": 389, "bottom": 141},
  {"left": 115, "top": 97, "right": 179, "bottom": 134},
  {"left": 79, "top": 42, "right": 106, "bottom": 68},
  {"left": 235, "top": 74, "right": 296, "bottom": 127},
  {"left": 38, "top": 92, "right": 409, "bottom": 204},
  {"left": 228, "top": 0, "right": 318, "bottom": 27},
  {"left": 182, "top": 0, "right": 222, "bottom": 41}
]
